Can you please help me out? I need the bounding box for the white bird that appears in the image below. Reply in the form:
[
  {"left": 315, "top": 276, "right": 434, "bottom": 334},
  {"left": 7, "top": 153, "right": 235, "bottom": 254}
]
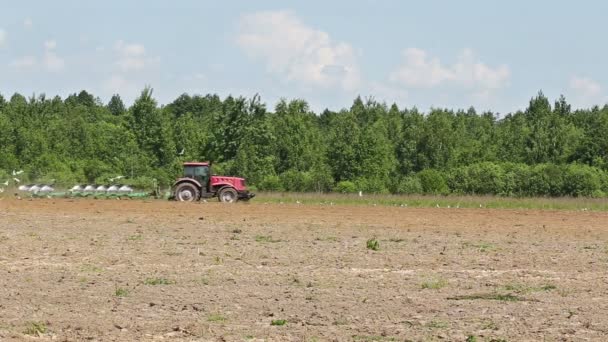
[
  {"left": 2, "top": 180, "right": 8, "bottom": 186},
  {"left": 12, "top": 170, "right": 23, "bottom": 176},
  {"left": 178, "top": 148, "right": 185, "bottom": 156},
  {"left": 109, "top": 175, "right": 125, "bottom": 182},
  {"left": 0, "top": 188, "right": 4, "bottom": 193},
  {"left": 358, "top": 191, "right": 363, "bottom": 197},
  {"left": 13, "top": 177, "right": 20, "bottom": 183}
]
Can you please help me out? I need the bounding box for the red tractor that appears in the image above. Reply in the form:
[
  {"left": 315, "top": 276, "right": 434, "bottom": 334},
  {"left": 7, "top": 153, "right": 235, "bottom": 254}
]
[{"left": 171, "top": 162, "right": 254, "bottom": 203}]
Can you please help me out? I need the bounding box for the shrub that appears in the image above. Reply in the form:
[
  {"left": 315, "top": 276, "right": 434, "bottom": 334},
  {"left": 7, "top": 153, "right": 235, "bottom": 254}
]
[
  {"left": 257, "top": 175, "right": 284, "bottom": 192},
  {"left": 394, "top": 176, "right": 423, "bottom": 194},
  {"left": 526, "top": 164, "right": 566, "bottom": 197},
  {"left": 354, "top": 178, "right": 389, "bottom": 194},
  {"left": 417, "top": 169, "right": 449, "bottom": 195},
  {"left": 500, "top": 163, "right": 531, "bottom": 196},
  {"left": 563, "top": 164, "right": 602, "bottom": 197},
  {"left": 466, "top": 162, "right": 506, "bottom": 195},
  {"left": 333, "top": 180, "right": 357, "bottom": 193},
  {"left": 280, "top": 170, "right": 311, "bottom": 192}
]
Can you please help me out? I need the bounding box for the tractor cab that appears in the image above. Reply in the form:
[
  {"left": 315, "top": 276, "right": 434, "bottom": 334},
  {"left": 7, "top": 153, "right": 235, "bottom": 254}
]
[{"left": 183, "top": 162, "right": 210, "bottom": 192}]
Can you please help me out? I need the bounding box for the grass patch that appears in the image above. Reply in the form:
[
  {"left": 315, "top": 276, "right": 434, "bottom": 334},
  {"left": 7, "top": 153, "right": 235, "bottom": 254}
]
[
  {"left": 114, "top": 287, "right": 128, "bottom": 297},
  {"left": 421, "top": 277, "right": 448, "bottom": 290},
  {"left": 80, "top": 264, "right": 103, "bottom": 273},
  {"left": 270, "top": 319, "right": 287, "bottom": 326},
  {"left": 126, "top": 234, "right": 143, "bottom": 241},
  {"left": 352, "top": 335, "right": 397, "bottom": 341},
  {"left": 207, "top": 314, "right": 226, "bottom": 322},
  {"left": 366, "top": 238, "right": 380, "bottom": 251},
  {"left": 463, "top": 241, "right": 496, "bottom": 252},
  {"left": 448, "top": 293, "right": 525, "bottom": 302},
  {"left": 255, "top": 192, "right": 608, "bottom": 211},
  {"left": 315, "top": 236, "right": 339, "bottom": 242},
  {"left": 426, "top": 320, "right": 448, "bottom": 329},
  {"left": 255, "top": 235, "right": 281, "bottom": 243},
  {"left": 502, "top": 283, "right": 557, "bottom": 294},
  {"left": 144, "top": 277, "right": 172, "bottom": 285},
  {"left": 23, "top": 321, "right": 47, "bottom": 336}
]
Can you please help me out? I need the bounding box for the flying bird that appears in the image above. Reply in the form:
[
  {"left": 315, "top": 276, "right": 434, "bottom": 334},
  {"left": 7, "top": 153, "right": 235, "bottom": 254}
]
[
  {"left": 13, "top": 177, "right": 20, "bottom": 183},
  {"left": 178, "top": 148, "right": 185, "bottom": 156},
  {"left": 2, "top": 180, "right": 8, "bottom": 186},
  {"left": 12, "top": 170, "right": 23, "bottom": 176},
  {"left": 0, "top": 188, "right": 4, "bottom": 193},
  {"left": 109, "top": 175, "right": 125, "bottom": 182}
]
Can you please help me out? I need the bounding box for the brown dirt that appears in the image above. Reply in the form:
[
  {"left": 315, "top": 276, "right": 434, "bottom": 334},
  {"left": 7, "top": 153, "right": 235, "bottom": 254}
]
[{"left": 1, "top": 198, "right": 608, "bottom": 341}]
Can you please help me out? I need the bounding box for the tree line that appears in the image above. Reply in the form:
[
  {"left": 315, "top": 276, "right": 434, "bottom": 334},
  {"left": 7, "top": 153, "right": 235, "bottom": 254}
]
[{"left": 1, "top": 88, "right": 608, "bottom": 197}]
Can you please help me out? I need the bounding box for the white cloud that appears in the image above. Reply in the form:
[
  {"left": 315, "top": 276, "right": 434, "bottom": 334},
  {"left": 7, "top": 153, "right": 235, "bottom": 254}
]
[
  {"left": 10, "top": 56, "right": 37, "bottom": 69},
  {"left": 390, "top": 48, "right": 510, "bottom": 90},
  {"left": 103, "top": 74, "right": 139, "bottom": 96},
  {"left": 43, "top": 40, "right": 64, "bottom": 71},
  {"left": 43, "top": 51, "right": 65, "bottom": 71},
  {"left": 237, "top": 10, "right": 360, "bottom": 91},
  {"left": 0, "top": 29, "right": 6, "bottom": 47},
  {"left": 369, "top": 82, "right": 409, "bottom": 106},
  {"left": 9, "top": 41, "right": 65, "bottom": 72},
  {"left": 113, "top": 40, "right": 159, "bottom": 72},
  {"left": 570, "top": 76, "right": 601, "bottom": 98},
  {"left": 44, "top": 40, "right": 57, "bottom": 50},
  {"left": 23, "top": 18, "right": 33, "bottom": 29}
]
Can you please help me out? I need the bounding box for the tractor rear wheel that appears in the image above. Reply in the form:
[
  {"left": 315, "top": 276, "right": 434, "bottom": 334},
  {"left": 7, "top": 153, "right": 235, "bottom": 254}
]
[
  {"left": 218, "top": 187, "right": 237, "bottom": 203},
  {"left": 174, "top": 182, "right": 200, "bottom": 202}
]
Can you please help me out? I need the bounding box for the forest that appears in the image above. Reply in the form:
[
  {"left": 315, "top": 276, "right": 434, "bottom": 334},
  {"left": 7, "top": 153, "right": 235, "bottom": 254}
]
[{"left": 1, "top": 88, "right": 608, "bottom": 197}]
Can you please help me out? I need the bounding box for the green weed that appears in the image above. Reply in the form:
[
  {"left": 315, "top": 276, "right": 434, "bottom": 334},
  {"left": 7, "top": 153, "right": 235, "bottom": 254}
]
[
  {"left": 144, "top": 277, "right": 172, "bottom": 285},
  {"left": 270, "top": 319, "right": 287, "bottom": 326},
  {"left": 114, "top": 287, "right": 129, "bottom": 297},
  {"left": 255, "top": 235, "right": 281, "bottom": 243},
  {"left": 366, "top": 238, "right": 380, "bottom": 251},
  {"left": 207, "top": 314, "right": 226, "bottom": 322},
  {"left": 421, "top": 277, "right": 448, "bottom": 290},
  {"left": 448, "top": 293, "right": 524, "bottom": 302},
  {"left": 23, "top": 322, "right": 47, "bottom": 336}
]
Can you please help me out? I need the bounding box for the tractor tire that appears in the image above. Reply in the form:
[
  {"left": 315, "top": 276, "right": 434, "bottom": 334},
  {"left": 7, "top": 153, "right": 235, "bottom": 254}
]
[
  {"left": 174, "top": 182, "right": 200, "bottom": 202},
  {"left": 218, "top": 187, "right": 237, "bottom": 203}
]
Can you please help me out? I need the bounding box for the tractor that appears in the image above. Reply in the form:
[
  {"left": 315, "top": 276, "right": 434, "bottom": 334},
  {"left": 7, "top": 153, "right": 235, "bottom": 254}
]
[{"left": 171, "top": 162, "right": 254, "bottom": 203}]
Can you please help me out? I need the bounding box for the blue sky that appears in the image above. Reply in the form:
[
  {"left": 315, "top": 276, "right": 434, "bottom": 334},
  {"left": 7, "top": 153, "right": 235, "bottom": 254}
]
[{"left": 1, "top": 1, "right": 607, "bottom": 114}]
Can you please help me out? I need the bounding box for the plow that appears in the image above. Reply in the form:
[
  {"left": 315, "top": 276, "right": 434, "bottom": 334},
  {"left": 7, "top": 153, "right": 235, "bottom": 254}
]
[
  {"left": 11, "top": 161, "right": 255, "bottom": 203},
  {"left": 18, "top": 183, "right": 159, "bottom": 199}
]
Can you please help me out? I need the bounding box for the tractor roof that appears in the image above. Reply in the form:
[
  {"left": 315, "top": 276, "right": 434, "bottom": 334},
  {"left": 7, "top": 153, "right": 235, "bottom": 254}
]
[{"left": 183, "top": 162, "right": 210, "bottom": 166}]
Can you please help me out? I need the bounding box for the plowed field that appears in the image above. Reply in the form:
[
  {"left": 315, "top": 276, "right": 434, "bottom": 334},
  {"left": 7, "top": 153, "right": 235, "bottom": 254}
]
[{"left": 1, "top": 199, "right": 607, "bottom": 341}]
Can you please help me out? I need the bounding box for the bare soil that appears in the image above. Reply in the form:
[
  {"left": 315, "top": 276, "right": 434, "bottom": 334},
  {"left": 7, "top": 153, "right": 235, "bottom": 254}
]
[{"left": 1, "top": 198, "right": 608, "bottom": 341}]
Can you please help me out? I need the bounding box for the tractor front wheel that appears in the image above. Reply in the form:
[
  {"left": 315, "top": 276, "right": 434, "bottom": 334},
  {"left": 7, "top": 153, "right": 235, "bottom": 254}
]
[
  {"left": 174, "top": 182, "right": 200, "bottom": 202},
  {"left": 218, "top": 187, "right": 237, "bottom": 203}
]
